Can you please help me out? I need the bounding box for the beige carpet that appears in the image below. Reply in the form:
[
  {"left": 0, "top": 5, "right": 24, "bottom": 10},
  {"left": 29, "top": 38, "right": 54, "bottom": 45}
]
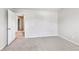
[{"left": 3, "top": 36, "right": 79, "bottom": 51}]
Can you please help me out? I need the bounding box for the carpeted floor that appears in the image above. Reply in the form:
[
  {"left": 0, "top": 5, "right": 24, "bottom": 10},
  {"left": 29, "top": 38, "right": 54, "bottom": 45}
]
[{"left": 3, "top": 36, "right": 79, "bottom": 51}]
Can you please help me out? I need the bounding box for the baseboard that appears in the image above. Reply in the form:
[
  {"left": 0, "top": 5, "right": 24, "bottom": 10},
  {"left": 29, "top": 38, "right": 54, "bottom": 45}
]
[
  {"left": 58, "top": 34, "right": 79, "bottom": 46},
  {"left": 0, "top": 43, "right": 7, "bottom": 51},
  {"left": 26, "top": 34, "right": 58, "bottom": 39}
]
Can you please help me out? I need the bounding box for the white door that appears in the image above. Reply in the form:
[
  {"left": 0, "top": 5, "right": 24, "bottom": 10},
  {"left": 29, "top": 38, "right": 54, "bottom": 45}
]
[{"left": 8, "top": 9, "right": 17, "bottom": 45}]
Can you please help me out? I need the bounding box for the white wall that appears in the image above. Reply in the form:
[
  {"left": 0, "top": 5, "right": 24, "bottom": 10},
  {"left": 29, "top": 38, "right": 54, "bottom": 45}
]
[
  {"left": 16, "top": 9, "right": 58, "bottom": 38},
  {"left": 0, "top": 8, "right": 8, "bottom": 50},
  {"left": 58, "top": 8, "right": 79, "bottom": 45}
]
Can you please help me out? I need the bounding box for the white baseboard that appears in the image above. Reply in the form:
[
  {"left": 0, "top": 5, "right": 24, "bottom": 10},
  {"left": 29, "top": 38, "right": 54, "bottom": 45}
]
[
  {"left": 25, "top": 34, "right": 58, "bottom": 39},
  {"left": 58, "top": 34, "right": 79, "bottom": 46},
  {"left": 0, "top": 43, "right": 7, "bottom": 50}
]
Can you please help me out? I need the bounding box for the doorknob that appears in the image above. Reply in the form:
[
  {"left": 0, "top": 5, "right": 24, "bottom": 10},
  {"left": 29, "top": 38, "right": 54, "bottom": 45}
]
[{"left": 8, "top": 28, "right": 11, "bottom": 30}]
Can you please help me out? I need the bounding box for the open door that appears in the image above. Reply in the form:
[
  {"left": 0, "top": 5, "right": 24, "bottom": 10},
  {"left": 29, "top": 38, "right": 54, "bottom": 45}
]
[{"left": 8, "top": 9, "right": 17, "bottom": 45}]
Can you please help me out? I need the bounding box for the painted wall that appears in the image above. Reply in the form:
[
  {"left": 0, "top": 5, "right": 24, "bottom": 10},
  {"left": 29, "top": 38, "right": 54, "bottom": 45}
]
[
  {"left": 16, "top": 9, "right": 58, "bottom": 38},
  {"left": 58, "top": 8, "right": 79, "bottom": 45},
  {"left": 0, "top": 8, "right": 8, "bottom": 50}
]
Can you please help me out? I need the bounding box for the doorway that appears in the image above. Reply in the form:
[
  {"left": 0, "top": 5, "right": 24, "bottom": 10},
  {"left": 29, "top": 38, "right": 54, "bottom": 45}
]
[{"left": 16, "top": 16, "right": 25, "bottom": 39}]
